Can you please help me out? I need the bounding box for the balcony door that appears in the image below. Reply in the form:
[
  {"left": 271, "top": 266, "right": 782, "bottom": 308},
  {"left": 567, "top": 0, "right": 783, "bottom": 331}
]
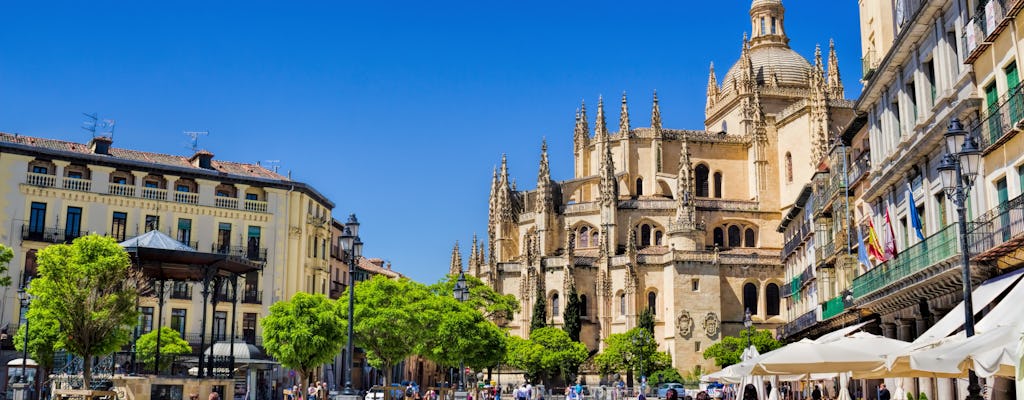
[
  {"left": 242, "top": 313, "right": 257, "bottom": 344},
  {"left": 217, "top": 223, "right": 231, "bottom": 253},
  {"left": 65, "top": 207, "right": 82, "bottom": 242},
  {"left": 247, "top": 226, "right": 261, "bottom": 260},
  {"left": 28, "top": 202, "right": 47, "bottom": 238},
  {"left": 213, "top": 311, "right": 227, "bottom": 342}
]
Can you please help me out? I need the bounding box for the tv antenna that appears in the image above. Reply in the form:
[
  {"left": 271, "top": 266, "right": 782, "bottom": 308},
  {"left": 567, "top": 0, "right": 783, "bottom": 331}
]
[
  {"left": 184, "top": 131, "right": 209, "bottom": 152},
  {"left": 82, "top": 113, "right": 115, "bottom": 138},
  {"left": 261, "top": 160, "right": 281, "bottom": 174}
]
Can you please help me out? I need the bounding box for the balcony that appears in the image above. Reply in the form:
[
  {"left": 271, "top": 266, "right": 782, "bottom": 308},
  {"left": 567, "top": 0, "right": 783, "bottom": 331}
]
[
  {"left": 62, "top": 176, "right": 91, "bottom": 192},
  {"left": 973, "top": 84, "right": 1024, "bottom": 153},
  {"left": 174, "top": 191, "right": 199, "bottom": 204},
  {"left": 963, "top": 0, "right": 1013, "bottom": 62},
  {"left": 969, "top": 192, "right": 1024, "bottom": 263},
  {"left": 563, "top": 202, "right": 600, "bottom": 214},
  {"left": 214, "top": 290, "right": 235, "bottom": 303},
  {"left": 212, "top": 244, "right": 268, "bottom": 262},
  {"left": 847, "top": 151, "right": 871, "bottom": 185},
  {"left": 329, "top": 281, "right": 346, "bottom": 299},
  {"left": 141, "top": 187, "right": 168, "bottom": 201},
  {"left": 862, "top": 51, "right": 879, "bottom": 81},
  {"left": 241, "top": 290, "right": 262, "bottom": 304},
  {"left": 778, "top": 309, "right": 818, "bottom": 339},
  {"left": 215, "top": 197, "right": 239, "bottom": 209},
  {"left": 25, "top": 172, "right": 56, "bottom": 187},
  {"left": 108, "top": 182, "right": 136, "bottom": 197},
  {"left": 21, "top": 225, "right": 79, "bottom": 243},
  {"left": 851, "top": 224, "right": 959, "bottom": 299},
  {"left": 693, "top": 198, "right": 760, "bottom": 211},
  {"left": 782, "top": 223, "right": 811, "bottom": 259},
  {"left": 244, "top": 199, "right": 269, "bottom": 213},
  {"left": 169, "top": 284, "right": 193, "bottom": 300},
  {"left": 820, "top": 295, "right": 846, "bottom": 320}
]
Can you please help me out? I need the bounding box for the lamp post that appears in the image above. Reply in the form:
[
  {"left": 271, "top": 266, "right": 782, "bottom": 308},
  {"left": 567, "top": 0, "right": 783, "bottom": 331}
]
[
  {"left": 17, "top": 285, "right": 31, "bottom": 384},
  {"left": 936, "top": 119, "right": 983, "bottom": 400},
  {"left": 743, "top": 308, "right": 753, "bottom": 350},
  {"left": 339, "top": 215, "right": 364, "bottom": 397},
  {"left": 453, "top": 272, "right": 470, "bottom": 391}
]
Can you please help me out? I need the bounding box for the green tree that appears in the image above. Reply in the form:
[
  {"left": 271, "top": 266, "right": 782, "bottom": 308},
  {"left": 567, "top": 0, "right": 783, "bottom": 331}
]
[
  {"left": 504, "top": 327, "right": 588, "bottom": 386},
  {"left": 594, "top": 328, "right": 671, "bottom": 384},
  {"left": 263, "top": 292, "right": 346, "bottom": 390},
  {"left": 648, "top": 367, "right": 684, "bottom": 386},
  {"left": 430, "top": 274, "right": 520, "bottom": 321},
  {"left": 702, "top": 329, "right": 782, "bottom": 367},
  {"left": 29, "top": 234, "right": 143, "bottom": 385},
  {"left": 14, "top": 306, "right": 61, "bottom": 393},
  {"left": 562, "top": 284, "right": 582, "bottom": 342},
  {"left": 638, "top": 309, "right": 655, "bottom": 335},
  {"left": 136, "top": 327, "right": 192, "bottom": 372},
  {"left": 418, "top": 292, "right": 507, "bottom": 370},
  {"left": 0, "top": 244, "right": 13, "bottom": 287},
  {"left": 530, "top": 287, "right": 547, "bottom": 332},
  {"left": 340, "top": 276, "right": 431, "bottom": 385}
]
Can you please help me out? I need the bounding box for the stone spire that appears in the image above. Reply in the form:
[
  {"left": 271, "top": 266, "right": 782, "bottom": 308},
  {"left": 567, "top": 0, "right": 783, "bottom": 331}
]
[
  {"left": 809, "top": 44, "right": 831, "bottom": 166},
  {"left": 564, "top": 224, "right": 576, "bottom": 292},
  {"left": 619, "top": 92, "right": 630, "bottom": 135},
  {"left": 574, "top": 101, "right": 590, "bottom": 152},
  {"left": 706, "top": 63, "right": 719, "bottom": 112},
  {"left": 495, "top": 154, "right": 516, "bottom": 222},
  {"left": 626, "top": 223, "right": 637, "bottom": 260},
  {"left": 449, "top": 241, "right": 463, "bottom": 276},
  {"left": 536, "top": 139, "right": 553, "bottom": 214},
  {"left": 469, "top": 234, "right": 479, "bottom": 274},
  {"left": 739, "top": 34, "right": 756, "bottom": 92},
  {"left": 675, "top": 136, "right": 696, "bottom": 224},
  {"left": 598, "top": 99, "right": 617, "bottom": 207},
  {"left": 814, "top": 43, "right": 825, "bottom": 80},
  {"left": 488, "top": 166, "right": 498, "bottom": 228},
  {"left": 827, "top": 39, "right": 845, "bottom": 99},
  {"left": 595, "top": 95, "right": 608, "bottom": 138},
  {"left": 651, "top": 90, "right": 662, "bottom": 132}
]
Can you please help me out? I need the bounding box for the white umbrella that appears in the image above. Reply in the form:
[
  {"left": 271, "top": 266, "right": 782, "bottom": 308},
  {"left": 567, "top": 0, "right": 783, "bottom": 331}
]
[
  {"left": 751, "top": 338, "right": 891, "bottom": 375},
  {"left": 766, "top": 376, "right": 780, "bottom": 400},
  {"left": 907, "top": 323, "right": 1022, "bottom": 378},
  {"left": 835, "top": 373, "right": 850, "bottom": 400},
  {"left": 736, "top": 346, "right": 765, "bottom": 400}
]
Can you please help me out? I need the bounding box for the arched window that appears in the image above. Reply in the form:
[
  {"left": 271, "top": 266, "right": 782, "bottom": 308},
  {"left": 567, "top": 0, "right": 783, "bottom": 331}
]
[
  {"left": 785, "top": 152, "right": 793, "bottom": 183},
  {"left": 713, "top": 172, "right": 723, "bottom": 198},
  {"left": 23, "top": 249, "right": 38, "bottom": 287},
  {"left": 579, "top": 295, "right": 588, "bottom": 316},
  {"left": 766, "top": 283, "right": 781, "bottom": 316},
  {"left": 636, "top": 178, "right": 644, "bottom": 196},
  {"left": 552, "top": 293, "right": 560, "bottom": 317},
  {"left": 619, "top": 293, "right": 627, "bottom": 316},
  {"left": 745, "top": 228, "right": 756, "bottom": 247},
  {"left": 695, "top": 164, "right": 710, "bottom": 197},
  {"left": 641, "top": 224, "right": 652, "bottom": 246},
  {"left": 579, "top": 226, "right": 590, "bottom": 248},
  {"left": 728, "top": 225, "right": 741, "bottom": 247},
  {"left": 743, "top": 283, "right": 759, "bottom": 314},
  {"left": 591, "top": 230, "right": 599, "bottom": 247},
  {"left": 647, "top": 292, "right": 657, "bottom": 315},
  {"left": 713, "top": 227, "right": 725, "bottom": 247},
  {"left": 654, "top": 231, "right": 664, "bottom": 246}
]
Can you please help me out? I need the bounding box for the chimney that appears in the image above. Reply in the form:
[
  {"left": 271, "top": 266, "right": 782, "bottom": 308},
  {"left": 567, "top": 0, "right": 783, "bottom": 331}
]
[
  {"left": 189, "top": 150, "right": 215, "bottom": 169},
  {"left": 88, "top": 136, "right": 113, "bottom": 155}
]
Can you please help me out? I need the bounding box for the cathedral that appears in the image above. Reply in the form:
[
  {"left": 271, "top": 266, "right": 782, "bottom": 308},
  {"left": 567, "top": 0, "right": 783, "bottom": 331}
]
[{"left": 454, "top": 0, "right": 857, "bottom": 371}]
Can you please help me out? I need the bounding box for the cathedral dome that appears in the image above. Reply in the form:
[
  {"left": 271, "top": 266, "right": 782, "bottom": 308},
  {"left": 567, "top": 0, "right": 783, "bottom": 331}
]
[{"left": 720, "top": 45, "right": 812, "bottom": 93}]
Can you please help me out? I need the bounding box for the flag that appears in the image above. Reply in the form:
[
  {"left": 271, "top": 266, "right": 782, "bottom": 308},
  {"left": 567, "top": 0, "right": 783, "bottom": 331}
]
[
  {"left": 908, "top": 183, "right": 925, "bottom": 240},
  {"left": 866, "top": 217, "right": 887, "bottom": 262},
  {"left": 883, "top": 207, "right": 899, "bottom": 259},
  {"left": 856, "top": 225, "right": 873, "bottom": 271}
]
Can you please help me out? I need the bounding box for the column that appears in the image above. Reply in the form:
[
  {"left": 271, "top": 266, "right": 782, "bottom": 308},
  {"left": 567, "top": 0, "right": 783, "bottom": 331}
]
[
  {"left": 92, "top": 166, "right": 115, "bottom": 196},
  {"left": 196, "top": 178, "right": 219, "bottom": 207},
  {"left": 52, "top": 160, "right": 70, "bottom": 189},
  {"left": 880, "top": 322, "right": 897, "bottom": 339}
]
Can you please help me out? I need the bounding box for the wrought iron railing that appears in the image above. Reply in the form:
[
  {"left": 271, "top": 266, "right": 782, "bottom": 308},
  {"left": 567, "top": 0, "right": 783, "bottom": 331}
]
[
  {"left": 21, "top": 224, "right": 82, "bottom": 243},
  {"left": 169, "top": 284, "right": 193, "bottom": 300},
  {"left": 779, "top": 309, "right": 818, "bottom": 339},
  {"left": 862, "top": 51, "right": 879, "bottom": 81},
  {"left": 963, "top": 0, "right": 1011, "bottom": 56},
  {"left": 851, "top": 223, "right": 959, "bottom": 299},
  {"left": 968, "top": 192, "right": 1024, "bottom": 259},
  {"left": 782, "top": 223, "right": 811, "bottom": 259},
  {"left": 973, "top": 83, "right": 1024, "bottom": 151},
  {"left": 241, "top": 290, "right": 263, "bottom": 304}
]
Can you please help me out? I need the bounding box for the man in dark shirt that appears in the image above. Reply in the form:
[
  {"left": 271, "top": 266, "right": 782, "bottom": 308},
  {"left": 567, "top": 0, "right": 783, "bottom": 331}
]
[
  {"left": 879, "top": 384, "right": 891, "bottom": 400},
  {"left": 811, "top": 385, "right": 822, "bottom": 400}
]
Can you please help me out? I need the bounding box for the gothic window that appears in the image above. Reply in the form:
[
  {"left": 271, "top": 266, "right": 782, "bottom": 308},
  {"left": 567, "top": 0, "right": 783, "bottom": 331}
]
[
  {"left": 591, "top": 230, "right": 599, "bottom": 247},
  {"left": 728, "top": 225, "right": 741, "bottom": 247},
  {"left": 713, "top": 172, "right": 723, "bottom": 198},
  {"left": 695, "top": 164, "right": 710, "bottom": 197},
  {"left": 579, "top": 226, "right": 590, "bottom": 248},
  {"left": 647, "top": 292, "right": 657, "bottom": 315},
  {"left": 743, "top": 283, "right": 759, "bottom": 315},
  {"left": 654, "top": 231, "right": 664, "bottom": 246},
  {"left": 636, "top": 178, "right": 644, "bottom": 197},
  {"left": 640, "top": 224, "right": 652, "bottom": 246},
  {"left": 745, "top": 228, "right": 756, "bottom": 247},
  {"left": 785, "top": 152, "right": 793, "bottom": 183},
  {"left": 619, "top": 293, "right": 627, "bottom": 316},
  {"left": 713, "top": 227, "right": 725, "bottom": 247},
  {"left": 579, "top": 295, "right": 588, "bottom": 316},
  {"left": 552, "top": 293, "right": 560, "bottom": 317},
  {"left": 766, "top": 283, "right": 781, "bottom": 316}
]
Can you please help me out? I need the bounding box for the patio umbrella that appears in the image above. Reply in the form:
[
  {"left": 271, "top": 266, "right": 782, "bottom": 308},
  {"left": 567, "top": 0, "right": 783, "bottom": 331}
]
[
  {"left": 750, "top": 337, "right": 893, "bottom": 375},
  {"left": 736, "top": 346, "right": 765, "bottom": 400},
  {"left": 835, "top": 373, "right": 850, "bottom": 400},
  {"left": 766, "top": 376, "right": 780, "bottom": 400},
  {"left": 906, "top": 323, "right": 1022, "bottom": 378}
]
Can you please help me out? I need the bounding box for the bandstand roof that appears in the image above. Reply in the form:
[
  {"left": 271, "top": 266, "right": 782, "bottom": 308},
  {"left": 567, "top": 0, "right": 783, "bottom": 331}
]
[{"left": 120, "top": 230, "right": 262, "bottom": 280}]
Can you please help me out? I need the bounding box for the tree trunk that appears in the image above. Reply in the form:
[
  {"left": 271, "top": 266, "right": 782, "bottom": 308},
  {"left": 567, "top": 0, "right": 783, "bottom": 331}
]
[{"left": 82, "top": 356, "right": 93, "bottom": 390}]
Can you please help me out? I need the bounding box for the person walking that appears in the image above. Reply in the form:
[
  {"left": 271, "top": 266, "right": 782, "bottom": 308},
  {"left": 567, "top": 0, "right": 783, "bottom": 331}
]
[
  {"left": 811, "top": 386, "right": 821, "bottom": 400},
  {"left": 878, "top": 384, "right": 890, "bottom": 400},
  {"left": 666, "top": 389, "right": 679, "bottom": 400}
]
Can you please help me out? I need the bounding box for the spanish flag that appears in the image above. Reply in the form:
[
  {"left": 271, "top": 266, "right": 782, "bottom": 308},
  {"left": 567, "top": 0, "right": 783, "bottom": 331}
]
[{"left": 865, "top": 217, "right": 887, "bottom": 262}]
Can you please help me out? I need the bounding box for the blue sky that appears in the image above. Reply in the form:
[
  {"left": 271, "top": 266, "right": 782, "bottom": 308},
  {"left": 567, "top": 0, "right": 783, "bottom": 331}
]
[{"left": 0, "top": 1, "right": 863, "bottom": 285}]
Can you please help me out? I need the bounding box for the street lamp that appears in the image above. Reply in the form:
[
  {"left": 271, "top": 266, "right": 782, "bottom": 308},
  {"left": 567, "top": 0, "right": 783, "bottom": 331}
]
[
  {"left": 937, "top": 119, "right": 983, "bottom": 400},
  {"left": 630, "top": 334, "right": 646, "bottom": 394},
  {"left": 453, "top": 272, "right": 470, "bottom": 391},
  {"left": 17, "top": 283, "right": 32, "bottom": 385},
  {"left": 743, "top": 308, "right": 753, "bottom": 350},
  {"left": 339, "top": 215, "right": 364, "bottom": 396}
]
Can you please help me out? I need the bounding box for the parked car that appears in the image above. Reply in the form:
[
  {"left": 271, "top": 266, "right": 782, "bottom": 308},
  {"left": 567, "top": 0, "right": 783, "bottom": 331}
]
[{"left": 656, "top": 383, "right": 686, "bottom": 399}]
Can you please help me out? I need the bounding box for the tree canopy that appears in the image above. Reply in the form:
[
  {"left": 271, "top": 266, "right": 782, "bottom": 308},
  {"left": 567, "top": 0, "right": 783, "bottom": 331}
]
[
  {"left": 702, "top": 328, "right": 783, "bottom": 367},
  {"left": 530, "top": 287, "right": 547, "bottom": 332},
  {"left": 0, "top": 244, "right": 13, "bottom": 287},
  {"left": 430, "top": 273, "right": 520, "bottom": 321},
  {"left": 638, "top": 309, "right": 655, "bottom": 335},
  {"left": 562, "top": 285, "right": 582, "bottom": 342},
  {"left": 14, "top": 306, "right": 61, "bottom": 372},
  {"left": 29, "top": 234, "right": 143, "bottom": 385},
  {"left": 136, "top": 327, "right": 192, "bottom": 372},
  {"left": 504, "top": 327, "right": 588, "bottom": 386},
  {"left": 263, "top": 292, "right": 347, "bottom": 389},
  {"left": 418, "top": 293, "right": 507, "bottom": 370},
  {"left": 593, "top": 328, "right": 671, "bottom": 381}
]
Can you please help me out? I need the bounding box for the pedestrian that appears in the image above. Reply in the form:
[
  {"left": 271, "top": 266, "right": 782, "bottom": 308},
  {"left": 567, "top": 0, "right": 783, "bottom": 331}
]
[
  {"left": 696, "top": 391, "right": 710, "bottom": 400},
  {"left": 878, "top": 384, "right": 890, "bottom": 400},
  {"left": 210, "top": 392, "right": 221, "bottom": 400},
  {"left": 406, "top": 383, "right": 417, "bottom": 400},
  {"left": 743, "top": 385, "right": 757, "bottom": 400},
  {"left": 811, "top": 386, "right": 821, "bottom": 400},
  {"left": 666, "top": 389, "right": 679, "bottom": 400}
]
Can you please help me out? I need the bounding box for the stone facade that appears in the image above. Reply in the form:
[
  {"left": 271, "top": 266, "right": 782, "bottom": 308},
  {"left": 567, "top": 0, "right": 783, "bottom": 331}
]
[{"left": 459, "top": 0, "right": 855, "bottom": 372}]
